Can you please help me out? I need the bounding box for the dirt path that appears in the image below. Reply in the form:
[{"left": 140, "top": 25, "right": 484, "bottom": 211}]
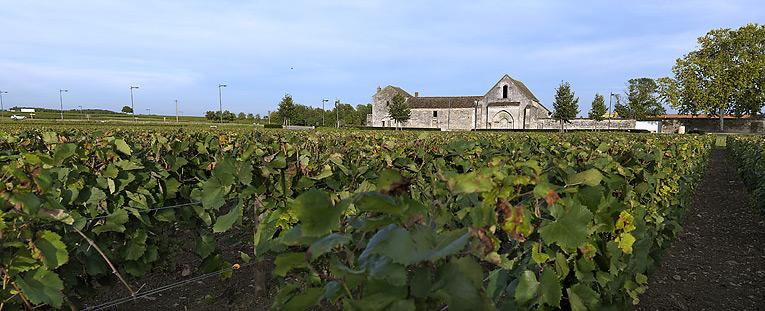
[{"left": 636, "top": 150, "right": 765, "bottom": 310}]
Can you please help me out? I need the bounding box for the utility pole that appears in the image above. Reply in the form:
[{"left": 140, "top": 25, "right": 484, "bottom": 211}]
[
  {"left": 218, "top": 84, "right": 227, "bottom": 123},
  {"left": 59, "top": 89, "right": 68, "bottom": 120},
  {"left": 335, "top": 99, "right": 339, "bottom": 128},
  {"left": 322, "top": 99, "right": 328, "bottom": 126},
  {"left": 130, "top": 86, "right": 139, "bottom": 121},
  {"left": 0, "top": 91, "right": 7, "bottom": 119},
  {"left": 78, "top": 105, "right": 83, "bottom": 120},
  {"left": 473, "top": 100, "right": 478, "bottom": 131},
  {"left": 175, "top": 99, "right": 179, "bottom": 122}
]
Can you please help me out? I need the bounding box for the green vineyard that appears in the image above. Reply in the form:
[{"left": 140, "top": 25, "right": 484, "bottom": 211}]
[{"left": 0, "top": 126, "right": 717, "bottom": 310}]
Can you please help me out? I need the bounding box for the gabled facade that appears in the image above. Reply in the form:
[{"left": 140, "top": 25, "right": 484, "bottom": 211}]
[{"left": 371, "top": 74, "right": 551, "bottom": 130}]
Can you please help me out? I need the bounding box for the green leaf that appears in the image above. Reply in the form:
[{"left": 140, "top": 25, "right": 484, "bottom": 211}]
[
  {"left": 52, "top": 143, "right": 77, "bottom": 164},
  {"left": 307, "top": 233, "right": 350, "bottom": 261},
  {"left": 92, "top": 208, "right": 129, "bottom": 234},
  {"left": 539, "top": 203, "right": 593, "bottom": 249},
  {"left": 274, "top": 252, "right": 308, "bottom": 277},
  {"left": 123, "top": 230, "right": 148, "bottom": 260},
  {"left": 514, "top": 270, "right": 539, "bottom": 305},
  {"left": 213, "top": 203, "right": 241, "bottom": 233},
  {"left": 196, "top": 233, "right": 216, "bottom": 259},
  {"left": 114, "top": 138, "right": 132, "bottom": 156},
  {"left": 292, "top": 189, "right": 345, "bottom": 237},
  {"left": 281, "top": 287, "right": 323, "bottom": 311},
  {"left": 532, "top": 242, "right": 550, "bottom": 264},
  {"left": 35, "top": 231, "right": 68, "bottom": 269},
  {"left": 539, "top": 268, "right": 562, "bottom": 307},
  {"left": 434, "top": 256, "right": 492, "bottom": 310},
  {"left": 201, "top": 178, "right": 226, "bottom": 210},
  {"left": 15, "top": 267, "right": 64, "bottom": 308},
  {"left": 410, "top": 268, "right": 432, "bottom": 298},
  {"left": 567, "top": 283, "right": 600, "bottom": 311},
  {"left": 567, "top": 168, "right": 603, "bottom": 187},
  {"left": 448, "top": 171, "right": 493, "bottom": 193}
]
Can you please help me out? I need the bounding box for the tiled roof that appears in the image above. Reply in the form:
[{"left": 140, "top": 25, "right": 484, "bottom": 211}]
[{"left": 407, "top": 96, "right": 483, "bottom": 109}]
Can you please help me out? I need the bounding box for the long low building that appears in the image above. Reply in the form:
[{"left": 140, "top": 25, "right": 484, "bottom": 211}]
[
  {"left": 370, "top": 74, "right": 637, "bottom": 131},
  {"left": 371, "top": 74, "right": 552, "bottom": 130}
]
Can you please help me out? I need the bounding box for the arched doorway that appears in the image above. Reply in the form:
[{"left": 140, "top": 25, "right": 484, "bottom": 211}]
[{"left": 492, "top": 111, "right": 514, "bottom": 129}]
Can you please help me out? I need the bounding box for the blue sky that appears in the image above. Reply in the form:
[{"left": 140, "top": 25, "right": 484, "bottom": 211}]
[{"left": 1, "top": 0, "right": 763, "bottom": 117}]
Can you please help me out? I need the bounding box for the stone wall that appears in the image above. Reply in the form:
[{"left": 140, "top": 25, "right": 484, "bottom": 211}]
[
  {"left": 400, "top": 108, "right": 474, "bottom": 130},
  {"left": 660, "top": 118, "right": 765, "bottom": 133},
  {"left": 534, "top": 118, "right": 636, "bottom": 130}
]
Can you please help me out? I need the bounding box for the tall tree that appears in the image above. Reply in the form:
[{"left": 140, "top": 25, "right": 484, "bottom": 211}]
[
  {"left": 552, "top": 81, "right": 579, "bottom": 132},
  {"left": 615, "top": 78, "right": 666, "bottom": 120},
  {"left": 387, "top": 93, "right": 411, "bottom": 130},
  {"left": 666, "top": 24, "right": 765, "bottom": 131},
  {"left": 277, "top": 94, "right": 296, "bottom": 126},
  {"left": 121, "top": 106, "right": 133, "bottom": 114},
  {"left": 588, "top": 93, "right": 607, "bottom": 121}
]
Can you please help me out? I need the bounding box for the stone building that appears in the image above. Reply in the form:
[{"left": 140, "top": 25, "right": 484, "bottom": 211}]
[{"left": 371, "top": 74, "right": 552, "bottom": 130}]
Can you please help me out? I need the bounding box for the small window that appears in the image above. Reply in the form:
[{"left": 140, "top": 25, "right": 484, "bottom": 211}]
[
  {"left": 433, "top": 111, "right": 438, "bottom": 117},
  {"left": 382, "top": 121, "right": 385, "bottom": 127},
  {"left": 502, "top": 85, "right": 508, "bottom": 99}
]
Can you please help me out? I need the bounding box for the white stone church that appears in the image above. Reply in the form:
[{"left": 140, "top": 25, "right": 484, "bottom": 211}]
[{"left": 370, "top": 74, "right": 552, "bottom": 130}]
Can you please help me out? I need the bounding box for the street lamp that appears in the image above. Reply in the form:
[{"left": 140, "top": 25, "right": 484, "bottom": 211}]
[
  {"left": 59, "top": 89, "right": 68, "bottom": 120},
  {"left": 146, "top": 108, "right": 151, "bottom": 115},
  {"left": 322, "top": 99, "right": 328, "bottom": 126},
  {"left": 0, "top": 91, "right": 7, "bottom": 119},
  {"left": 608, "top": 93, "right": 619, "bottom": 130},
  {"left": 218, "top": 84, "right": 227, "bottom": 124},
  {"left": 78, "top": 105, "right": 83, "bottom": 119},
  {"left": 130, "top": 86, "right": 139, "bottom": 121},
  {"left": 175, "top": 99, "right": 179, "bottom": 123}
]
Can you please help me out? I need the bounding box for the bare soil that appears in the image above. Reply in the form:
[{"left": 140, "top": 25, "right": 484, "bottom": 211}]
[{"left": 636, "top": 150, "right": 765, "bottom": 311}]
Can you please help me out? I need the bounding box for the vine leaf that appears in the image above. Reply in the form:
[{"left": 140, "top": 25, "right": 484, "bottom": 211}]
[
  {"left": 293, "top": 189, "right": 344, "bottom": 237},
  {"left": 515, "top": 270, "right": 539, "bottom": 305},
  {"left": 567, "top": 168, "right": 603, "bottom": 187},
  {"left": 34, "top": 231, "right": 68, "bottom": 269},
  {"left": 213, "top": 203, "right": 241, "bottom": 233},
  {"left": 196, "top": 233, "right": 216, "bottom": 259},
  {"left": 114, "top": 139, "right": 132, "bottom": 156},
  {"left": 567, "top": 283, "right": 600, "bottom": 311},
  {"left": 539, "top": 203, "right": 593, "bottom": 249},
  {"left": 281, "top": 287, "right": 324, "bottom": 311},
  {"left": 539, "top": 268, "right": 562, "bottom": 307},
  {"left": 15, "top": 267, "right": 64, "bottom": 308},
  {"left": 274, "top": 252, "right": 308, "bottom": 277},
  {"left": 307, "top": 233, "right": 350, "bottom": 261}
]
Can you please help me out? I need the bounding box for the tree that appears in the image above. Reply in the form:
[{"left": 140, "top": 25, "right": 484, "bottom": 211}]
[
  {"left": 205, "top": 111, "right": 217, "bottom": 120},
  {"left": 552, "top": 81, "right": 579, "bottom": 132},
  {"left": 588, "top": 93, "right": 607, "bottom": 121},
  {"left": 666, "top": 24, "right": 765, "bottom": 131},
  {"left": 121, "top": 106, "right": 133, "bottom": 114},
  {"left": 237, "top": 112, "right": 246, "bottom": 119},
  {"left": 277, "top": 94, "right": 296, "bottom": 126},
  {"left": 247, "top": 113, "right": 254, "bottom": 120},
  {"left": 615, "top": 78, "right": 666, "bottom": 120},
  {"left": 387, "top": 93, "right": 410, "bottom": 130}
]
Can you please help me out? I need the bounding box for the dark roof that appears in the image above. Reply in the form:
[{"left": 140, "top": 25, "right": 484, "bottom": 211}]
[
  {"left": 384, "top": 85, "right": 411, "bottom": 97},
  {"left": 509, "top": 77, "right": 539, "bottom": 102},
  {"left": 406, "top": 96, "right": 482, "bottom": 109}
]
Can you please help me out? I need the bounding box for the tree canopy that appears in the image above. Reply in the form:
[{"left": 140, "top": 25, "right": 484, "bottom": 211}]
[
  {"left": 615, "top": 78, "right": 666, "bottom": 120},
  {"left": 588, "top": 93, "right": 607, "bottom": 121},
  {"left": 121, "top": 106, "right": 133, "bottom": 114},
  {"left": 387, "top": 93, "right": 411, "bottom": 129},
  {"left": 277, "top": 94, "right": 297, "bottom": 125},
  {"left": 659, "top": 23, "right": 765, "bottom": 129}
]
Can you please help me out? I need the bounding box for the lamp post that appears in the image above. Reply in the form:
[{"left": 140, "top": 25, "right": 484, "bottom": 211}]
[
  {"left": 473, "top": 100, "right": 478, "bottom": 131},
  {"left": 175, "top": 99, "right": 179, "bottom": 122},
  {"left": 146, "top": 108, "right": 151, "bottom": 115},
  {"left": 608, "top": 93, "right": 614, "bottom": 130},
  {"left": 130, "top": 86, "right": 139, "bottom": 121},
  {"left": 322, "top": 99, "right": 328, "bottom": 126},
  {"left": 0, "top": 91, "right": 7, "bottom": 119},
  {"left": 78, "top": 105, "right": 83, "bottom": 120},
  {"left": 218, "top": 84, "right": 227, "bottom": 124},
  {"left": 59, "top": 89, "right": 68, "bottom": 120}
]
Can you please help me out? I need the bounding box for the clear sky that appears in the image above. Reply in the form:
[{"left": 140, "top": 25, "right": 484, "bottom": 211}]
[{"left": 1, "top": 0, "right": 763, "bottom": 117}]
